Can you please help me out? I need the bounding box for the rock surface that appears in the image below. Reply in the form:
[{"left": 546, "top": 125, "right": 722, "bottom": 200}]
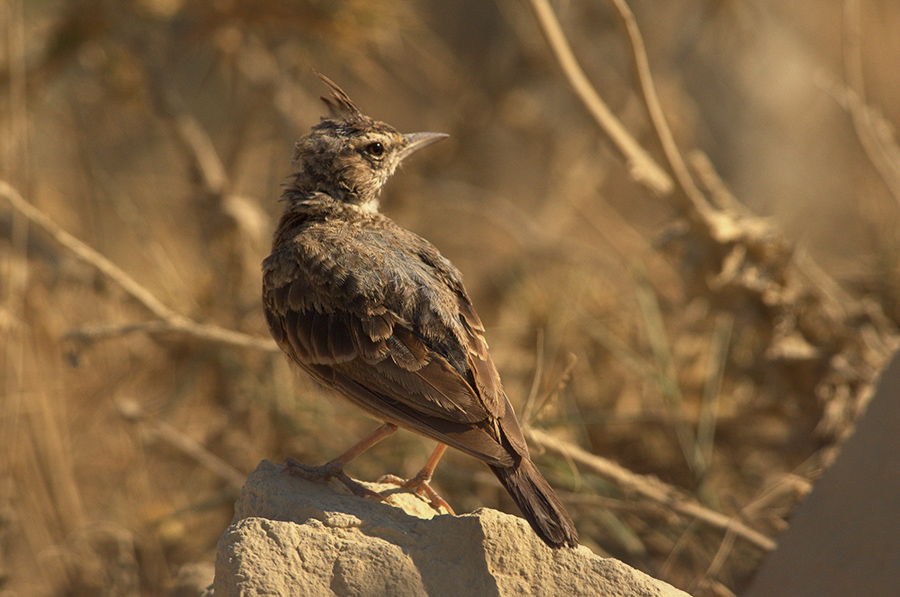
[
  {"left": 213, "top": 460, "right": 688, "bottom": 597},
  {"left": 745, "top": 348, "right": 900, "bottom": 597}
]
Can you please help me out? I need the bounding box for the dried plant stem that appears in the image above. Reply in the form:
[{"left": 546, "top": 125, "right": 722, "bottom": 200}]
[
  {"left": 118, "top": 399, "right": 246, "bottom": 491},
  {"left": 696, "top": 313, "right": 733, "bottom": 475},
  {"left": 151, "top": 418, "right": 246, "bottom": 490},
  {"left": 842, "top": 0, "right": 900, "bottom": 207},
  {"left": 632, "top": 266, "right": 698, "bottom": 474},
  {"left": 525, "top": 427, "right": 777, "bottom": 552},
  {"left": 603, "top": 0, "right": 716, "bottom": 226},
  {"left": 0, "top": 179, "right": 173, "bottom": 319},
  {"left": 147, "top": 71, "right": 229, "bottom": 197},
  {"left": 526, "top": 0, "right": 673, "bottom": 197},
  {"left": 0, "top": 178, "right": 277, "bottom": 352},
  {"left": 64, "top": 319, "right": 278, "bottom": 352},
  {"left": 529, "top": 0, "right": 774, "bottom": 244}
]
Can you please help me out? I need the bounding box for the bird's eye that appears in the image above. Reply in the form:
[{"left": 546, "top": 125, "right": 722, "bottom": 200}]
[{"left": 365, "top": 142, "right": 385, "bottom": 157}]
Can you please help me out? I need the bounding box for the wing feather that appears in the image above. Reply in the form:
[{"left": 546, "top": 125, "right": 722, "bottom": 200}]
[{"left": 262, "top": 215, "right": 518, "bottom": 460}]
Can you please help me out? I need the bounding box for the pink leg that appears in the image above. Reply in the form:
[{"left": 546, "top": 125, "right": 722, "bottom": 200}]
[
  {"left": 286, "top": 422, "right": 398, "bottom": 499},
  {"left": 379, "top": 443, "right": 455, "bottom": 514}
]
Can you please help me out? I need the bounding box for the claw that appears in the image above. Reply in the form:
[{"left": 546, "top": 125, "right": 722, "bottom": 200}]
[
  {"left": 377, "top": 472, "right": 455, "bottom": 514},
  {"left": 285, "top": 458, "right": 384, "bottom": 501}
]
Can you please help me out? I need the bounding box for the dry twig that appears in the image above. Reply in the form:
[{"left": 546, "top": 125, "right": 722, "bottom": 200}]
[
  {"left": 64, "top": 319, "right": 278, "bottom": 353},
  {"left": 526, "top": 0, "right": 673, "bottom": 197},
  {"left": 117, "top": 399, "right": 246, "bottom": 491},
  {"left": 0, "top": 178, "right": 277, "bottom": 353},
  {"left": 603, "top": 0, "right": 716, "bottom": 228},
  {"left": 529, "top": 0, "right": 895, "bottom": 425},
  {"left": 842, "top": 0, "right": 900, "bottom": 207},
  {"left": 146, "top": 70, "right": 230, "bottom": 197},
  {"left": 1, "top": 179, "right": 173, "bottom": 319},
  {"left": 526, "top": 427, "right": 777, "bottom": 552},
  {"left": 139, "top": 56, "right": 270, "bottom": 307}
]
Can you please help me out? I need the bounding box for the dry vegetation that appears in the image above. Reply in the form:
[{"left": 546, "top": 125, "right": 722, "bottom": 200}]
[{"left": 3, "top": 0, "right": 900, "bottom": 595}]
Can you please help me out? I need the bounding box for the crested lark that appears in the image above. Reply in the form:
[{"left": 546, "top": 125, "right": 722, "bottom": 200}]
[{"left": 262, "top": 73, "right": 577, "bottom": 548}]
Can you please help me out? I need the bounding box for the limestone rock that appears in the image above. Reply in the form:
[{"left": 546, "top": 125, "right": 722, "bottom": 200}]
[
  {"left": 746, "top": 348, "right": 900, "bottom": 596},
  {"left": 213, "top": 460, "right": 687, "bottom": 597}
]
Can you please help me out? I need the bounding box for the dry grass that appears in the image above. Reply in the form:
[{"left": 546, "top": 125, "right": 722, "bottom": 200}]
[{"left": 3, "top": 1, "right": 900, "bottom": 595}]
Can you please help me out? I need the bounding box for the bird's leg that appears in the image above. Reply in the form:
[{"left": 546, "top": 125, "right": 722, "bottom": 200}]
[
  {"left": 378, "top": 443, "right": 455, "bottom": 514},
  {"left": 285, "top": 422, "right": 398, "bottom": 500}
]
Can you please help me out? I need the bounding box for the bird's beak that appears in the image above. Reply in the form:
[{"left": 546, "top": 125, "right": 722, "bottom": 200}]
[{"left": 398, "top": 132, "right": 449, "bottom": 161}]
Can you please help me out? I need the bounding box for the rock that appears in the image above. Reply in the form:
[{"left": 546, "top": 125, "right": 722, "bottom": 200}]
[
  {"left": 745, "top": 348, "right": 900, "bottom": 597},
  {"left": 212, "top": 460, "right": 687, "bottom": 597},
  {"left": 166, "top": 562, "right": 215, "bottom": 597}
]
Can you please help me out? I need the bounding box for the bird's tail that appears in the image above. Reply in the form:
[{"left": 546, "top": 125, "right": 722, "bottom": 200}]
[{"left": 490, "top": 457, "right": 578, "bottom": 548}]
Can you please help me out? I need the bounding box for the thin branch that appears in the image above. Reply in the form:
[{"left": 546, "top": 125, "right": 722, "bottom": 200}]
[
  {"left": 603, "top": 0, "right": 717, "bottom": 227},
  {"left": 65, "top": 319, "right": 278, "bottom": 353},
  {"left": 528, "top": 0, "right": 729, "bottom": 239},
  {"left": 687, "top": 150, "right": 754, "bottom": 216},
  {"left": 1, "top": 179, "right": 174, "bottom": 320},
  {"left": 147, "top": 73, "right": 230, "bottom": 197},
  {"left": 842, "top": 0, "right": 900, "bottom": 207},
  {"left": 0, "top": 178, "right": 277, "bottom": 353},
  {"left": 117, "top": 399, "right": 246, "bottom": 491},
  {"left": 633, "top": 266, "right": 698, "bottom": 474},
  {"left": 526, "top": 0, "right": 674, "bottom": 197},
  {"left": 140, "top": 53, "right": 269, "bottom": 307},
  {"left": 522, "top": 328, "right": 545, "bottom": 424},
  {"left": 151, "top": 417, "right": 246, "bottom": 490},
  {"left": 526, "top": 427, "right": 777, "bottom": 552},
  {"left": 695, "top": 312, "right": 732, "bottom": 475}
]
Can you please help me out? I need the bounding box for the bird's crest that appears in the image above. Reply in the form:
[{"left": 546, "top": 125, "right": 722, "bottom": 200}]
[{"left": 314, "top": 70, "right": 365, "bottom": 121}]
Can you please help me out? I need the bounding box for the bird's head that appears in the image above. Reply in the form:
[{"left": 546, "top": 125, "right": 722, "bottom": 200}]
[{"left": 289, "top": 72, "right": 447, "bottom": 212}]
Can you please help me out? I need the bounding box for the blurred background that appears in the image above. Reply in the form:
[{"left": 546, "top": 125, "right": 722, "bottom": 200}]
[{"left": 2, "top": 0, "right": 900, "bottom": 595}]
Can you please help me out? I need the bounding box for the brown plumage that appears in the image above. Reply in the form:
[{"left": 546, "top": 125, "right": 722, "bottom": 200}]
[{"left": 263, "top": 73, "right": 578, "bottom": 548}]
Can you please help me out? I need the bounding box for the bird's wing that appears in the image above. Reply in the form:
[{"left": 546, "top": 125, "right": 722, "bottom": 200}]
[
  {"left": 454, "top": 292, "right": 528, "bottom": 457},
  {"left": 262, "top": 237, "right": 505, "bottom": 429},
  {"left": 455, "top": 291, "right": 505, "bottom": 417},
  {"left": 303, "top": 360, "right": 516, "bottom": 467},
  {"left": 263, "top": 258, "right": 517, "bottom": 465}
]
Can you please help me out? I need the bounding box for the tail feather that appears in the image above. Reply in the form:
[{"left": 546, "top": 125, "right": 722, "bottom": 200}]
[{"left": 490, "top": 457, "right": 578, "bottom": 548}]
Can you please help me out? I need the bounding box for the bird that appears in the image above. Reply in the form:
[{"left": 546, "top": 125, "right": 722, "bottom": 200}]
[{"left": 262, "top": 72, "right": 578, "bottom": 549}]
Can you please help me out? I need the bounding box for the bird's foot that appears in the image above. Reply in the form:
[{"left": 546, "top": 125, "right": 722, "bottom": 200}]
[
  {"left": 284, "top": 457, "right": 383, "bottom": 501},
  {"left": 377, "top": 471, "right": 455, "bottom": 514}
]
